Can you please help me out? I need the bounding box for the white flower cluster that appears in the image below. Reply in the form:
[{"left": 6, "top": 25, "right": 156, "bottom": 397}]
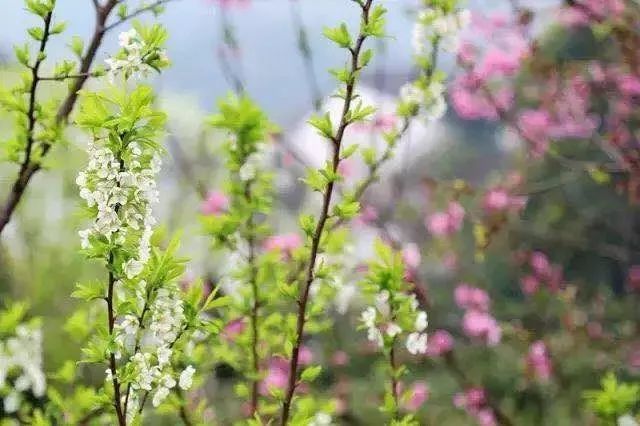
[
  {"left": 412, "top": 7, "right": 471, "bottom": 55},
  {"left": 403, "top": 6, "right": 470, "bottom": 122},
  {"left": 400, "top": 80, "right": 447, "bottom": 121},
  {"left": 309, "top": 412, "right": 333, "bottom": 426},
  {"left": 77, "top": 141, "right": 160, "bottom": 278},
  {"left": 105, "top": 29, "right": 168, "bottom": 82},
  {"left": 0, "top": 324, "right": 46, "bottom": 413},
  {"left": 111, "top": 288, "right": 193, "bottom": 418},
  {"left": 360, "top": 290, "right": 428, "bottom": 355},
  {"left": 406, "top": 309, "right": 428, "bottom": 355}
]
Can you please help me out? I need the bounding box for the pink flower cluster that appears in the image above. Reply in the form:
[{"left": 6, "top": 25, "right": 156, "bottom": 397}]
[
  {"left": 263, "top": 233, "right": 302, "bottom": 257},
  {"left": 201, "top": 190, "right": 230, "bottom": 216},
  {"left": 207, "top": 0, "right": 251, "bottom": 9},
  {"left": 402, "top": 243, "right": 421, "bottom": 282},
  {"left": 559, "top": 0, "right": 625, "bottom": 27},
  {"left": 426, "top": 201, "right": 465, "bottom": 237},
  {"left": 526, "top": 340, "right": 553, "bottom": 381},
  {"left": 482, "top": 186, "right": 527, "bottom": 215},
  {"left": 455, "top": 284, "right": 501, "bottom": 346},
  {"left": 402, "top": 381, "right": 430, "bottom": 412},
  {"left": 453, "top": 387, "right": 497, "bottom": 426},
  {"left": 425, "top": 329, "right": 454, "bottom": 357},
  {"left": 518, "top": 251, "right": 564, "bottom": 295},
  {"left": 451, "top": 13, "right": 529, "bottom": 121},
  {"left": 259, "top": 346, "right": 313, "bottom": 396},
  {"left": 517, "top": 73, "right": 599, "bottom": 156}
]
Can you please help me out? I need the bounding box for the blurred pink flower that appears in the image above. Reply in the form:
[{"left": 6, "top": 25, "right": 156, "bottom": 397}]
[
  {"left": 426, "top": 202, "right": 465, "bottom": 237},
  {"left": 260, "top": 357, "right": 289, "bottom": 395},
  {"left": 426, "top": 329, "right": 454, "bottom": 357},
  {"left": 526, "top": 340, "right": 552, "bottom": 381},
  {"left": 263, "top": 233, "right": 302, "bottom": 256},
  {"left": 403, "top": 381, "right": 429, "bottom": 411},
  {"left": 337, "top": 158, "right": 356, "bottom": 178},
  {"left": 477, "top": 408, "right": 498, "bottom": 426},
  {"left": 201, "top": 190, "right": 229, "bottom": 216},
  {"left": 462, "top": 310, "right": 501, "bottom": 346},
  {"left": 331, "top": 350, "right": 349, "bottom": 366},
  {"left": 356, "top": 204, "right": 378, "bottom": 226},
  {"left": 298, "top": 346, "right": 313, "bottom": 365},
  {"left": 517, "top": 109, "right": 551, "bottom": 156},
  {"left": 455, "top": 284, "right": 490, "bottom": 312},
  {"left": 520, "top": 275, "right": 540, "bottom": 295},
  {"left": 530, "top": 251, "right": 551, "bottom": 279},
  {"left": 402, "top": 243, "right": 421, "bottom": 271},
  {"left": 222, "top": 317, "right": 246, "bottom": 341}
]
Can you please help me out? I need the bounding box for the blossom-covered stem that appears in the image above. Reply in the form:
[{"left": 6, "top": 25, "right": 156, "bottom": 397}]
[
  {"left": 279, "top": 2, "right": 375, "bottom": 424},
  {"left": 107, "top": 252, "right": 127, "bottom": 426}
]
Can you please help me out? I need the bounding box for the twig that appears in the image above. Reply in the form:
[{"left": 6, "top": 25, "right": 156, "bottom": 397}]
[{"left": 279, "top": 2, "right": 375, "bottom": 424}]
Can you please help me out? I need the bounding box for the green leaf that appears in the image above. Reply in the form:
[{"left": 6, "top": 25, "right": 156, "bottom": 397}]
[
  {"left": 51, "top": 21, "right": 67, "bottom": 35},
  {"left": 27, "top": 26, "right": 45, "bottom": 41},
  {"left": 308, "top": 113, "right": 333, "bottom": 139},
  {"left": 323, "top": 23, "right": 352, "bottom": 48},
  {"left": 300, "top": 365, "right": 322, "bottom": 382}
]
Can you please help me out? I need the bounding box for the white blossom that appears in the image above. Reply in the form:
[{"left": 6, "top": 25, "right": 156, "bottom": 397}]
[
  {"left": 152, "top": 386, "right": 170, "bottom": 407},
  {"left": 415, "top": 311, "right": 428, "bottom": 332},
  {"left": 406, "top": 332, "right": 428, "bottom": 355},
  {"left": 310, "top": 412, "right": 333, "bottom": 426},
  {"left": 386, "top": 322, "right": 402, "bottom": 337},
  {"left": 179, "top": 365, "right": 195, "bottom": 390}
]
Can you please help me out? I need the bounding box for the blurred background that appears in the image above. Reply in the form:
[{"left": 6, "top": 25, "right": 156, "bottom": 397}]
[{"left": 3, "top": 0, "right": 640, "bottom": 424}]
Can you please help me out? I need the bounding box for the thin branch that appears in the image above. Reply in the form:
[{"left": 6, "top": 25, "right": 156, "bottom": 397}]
[
  {"left": 279, "top": 2, "right": 375, "bottom": 424},
  {"left": 103, "top": 0, "right": 179, "bottom": 33}
]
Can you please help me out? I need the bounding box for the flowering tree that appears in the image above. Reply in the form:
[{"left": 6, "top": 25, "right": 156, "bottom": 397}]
[{"left": 1, "top": 0, "right": 640, "bottom": 425}]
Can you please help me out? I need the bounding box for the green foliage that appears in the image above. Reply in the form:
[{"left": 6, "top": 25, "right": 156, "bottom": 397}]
[{"left": 584, "top": 373, "right": 640, "bottom": 423}]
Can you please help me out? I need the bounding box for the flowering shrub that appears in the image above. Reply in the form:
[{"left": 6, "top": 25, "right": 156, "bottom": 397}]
[{"left": 0, "top": 0, "right": 640, "bottom": 425}]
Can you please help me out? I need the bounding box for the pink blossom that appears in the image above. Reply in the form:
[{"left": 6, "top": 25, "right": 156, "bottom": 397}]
[
  {"left": 426, "top": 202, "right": 466, "bottom": 237},
  {"left": 520, "top": 275, "right": 540, "bottom": 295},
  {"left": 455, "top": 284, "right": 490, "bottom": 312},
  {"left": 337, "top": 158, "right": 356, "bottom": 178},
  {"left": 454, "top": 387, "right": 486, "bottom": 411},
  {"left": 462, "top": 310, "right": 501, "bottom": 346},
  {"left": 402, "top": 243, "right": 421, "bottom": 271},
  {"left": 222, "top": 318, "right": 246, "bottom": 341},
  {"left": 526, "top": 340, "right": 552, "bottom": 381},
  {"left": 517, "top": 109, "right": 551, "bottom": 156},
  {"left": 356, "top": 205, "right": 378, "bottom": 226},
  {"left": 529, "top": 251, "right": 552, "bottom": 279},
  {"left": 426, "top": 330, "right": 454, "bottom": 357},
  {"left": 476, "top": 408, "right": 498, "bottom": 426},
  {"left": 331, "top": 351, "right": 349, "bottom": 366},
  {"left": 298, "top": 346, "right": 313, "bottom": 365},
  {"left": 263, "top": 233, "right": 302, "bottom": 256},
  {"left": 483, "top": 188, "right": 510, "bottom": 212},
  {"left": 201, "top": 190, "right": 229, "bottom": 216},
  {"left": 617, "top": 74, "right": 640, "bottom": 97},
  {"left": 259, "top": 357, "right": 289, "bottom": 395},
  {"left": 476, "top": 47, "right": 522, "bottom": 79},
  {"left": 426, "top": 212, "right": 451, "bottom": 236},
  {"left": 403, "top": 381, "right": 429, "bottom": 412}
]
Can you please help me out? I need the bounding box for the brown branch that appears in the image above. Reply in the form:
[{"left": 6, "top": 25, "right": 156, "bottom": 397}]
[
  {"left": 107, "top": 252, "right": 126, "bottom": 426},
  {"left": 103, "top": 0, "right": 179, "bottom": 33},
  {"left": 279, "top": 2, "right": 375, "bottom": 424},
  {"left": 0, "top": 0, "right": 176, "bottom": 236}
]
